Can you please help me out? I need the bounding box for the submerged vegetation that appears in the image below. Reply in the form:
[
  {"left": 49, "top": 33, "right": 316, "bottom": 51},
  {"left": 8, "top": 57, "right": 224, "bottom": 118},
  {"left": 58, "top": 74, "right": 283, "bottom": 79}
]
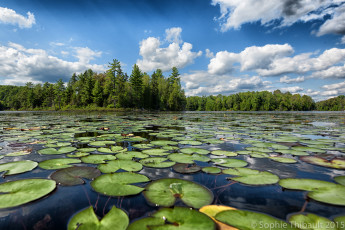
[{"left": 0, "top": 61, "right": 343, "bottom": 111}]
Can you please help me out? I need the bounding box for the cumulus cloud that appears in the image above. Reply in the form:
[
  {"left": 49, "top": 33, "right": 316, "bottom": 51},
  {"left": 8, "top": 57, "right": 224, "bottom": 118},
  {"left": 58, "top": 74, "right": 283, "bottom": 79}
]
[
  {"left": 322, "top": 80, "right": 345, "bottom": 91},
  {"left": 312, "top": 64, "right": 345, "bottom": 78},
  {"left": 211, "top": 0, "right": 345, "bottom": 37},
  {"left": 208, "top": 43, "right": 293, "bottom": 75},
  {"left": 0, "top": 6, "right": 35, "bottom": 28},
  {"left": 74, "top": 47, "right": 102, "bottom": 64},
  {"left": 317, "top": 4, "right": 345, "bottom": 36},
  {"left": 137, "top": 28, "right": 202, "bottom": 72},
  {"left": 280, "top": 75, "right": 305, "bottom": 83},
  {"left": 280, "top": 86, "right": 304, "bottom": 93},
  {"left": 205, "top": 49, "right": 214, "bottom": 58},
  {"left": 165, "top": 27, "right": 182, "bottom": 44},
  {"left": 0, "top": 42, "right": 105, "bottom": 85}
]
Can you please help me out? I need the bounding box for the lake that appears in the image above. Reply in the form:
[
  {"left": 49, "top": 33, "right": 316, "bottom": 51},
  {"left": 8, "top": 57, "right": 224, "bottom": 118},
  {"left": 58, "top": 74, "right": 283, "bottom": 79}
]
[{"left": 0, "top": 111, "right": 344, "bottom": 229}]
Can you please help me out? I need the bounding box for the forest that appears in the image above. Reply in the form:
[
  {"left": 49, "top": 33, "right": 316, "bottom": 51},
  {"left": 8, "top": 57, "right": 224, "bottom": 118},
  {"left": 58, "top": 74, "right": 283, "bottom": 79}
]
[{"left": 0, "top": 60, "right": 343, "bottom": 111}]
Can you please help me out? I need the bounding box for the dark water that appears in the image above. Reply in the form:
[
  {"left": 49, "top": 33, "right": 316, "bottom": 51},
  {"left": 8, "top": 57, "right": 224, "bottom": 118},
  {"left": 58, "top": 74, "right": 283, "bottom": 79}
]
[{"left": 0, "top": 111, "right": 344, "bottom": 229}]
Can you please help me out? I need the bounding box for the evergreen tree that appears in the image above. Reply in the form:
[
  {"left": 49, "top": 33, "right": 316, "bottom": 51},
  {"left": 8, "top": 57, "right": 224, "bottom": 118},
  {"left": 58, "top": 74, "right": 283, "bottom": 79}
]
[{"left": 130, "top": 64, "right": 143, "bottom": 108}]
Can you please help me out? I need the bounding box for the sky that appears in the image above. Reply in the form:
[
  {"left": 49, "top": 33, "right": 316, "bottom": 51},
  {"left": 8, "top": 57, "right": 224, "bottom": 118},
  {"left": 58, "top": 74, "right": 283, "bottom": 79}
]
[{"left": 0, "top": 0, "right": 345, "bottom": 101}]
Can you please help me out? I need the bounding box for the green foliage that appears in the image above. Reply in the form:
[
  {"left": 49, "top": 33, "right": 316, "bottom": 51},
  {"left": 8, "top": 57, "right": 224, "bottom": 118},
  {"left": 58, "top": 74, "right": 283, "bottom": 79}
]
[{"left": 316, "top": 95, "right": 345, "bottom": 111}]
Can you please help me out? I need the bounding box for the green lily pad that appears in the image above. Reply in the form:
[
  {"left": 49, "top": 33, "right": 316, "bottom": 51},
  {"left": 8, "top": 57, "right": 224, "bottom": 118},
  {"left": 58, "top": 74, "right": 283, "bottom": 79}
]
[
  {"left": 128, "top": 207, "right": 215, "bottom": 230},
  {"left": 132, "top": 143, "right": 154, "bottom": 149},
  {"left": 116, "top": 151, "right": 149, "bottom": 160},
  {"left": 215, "top": 210, "right": 298, "bottom": 230},
  {"left": 97, "top": 160, "right": 143, "bottom": 173},
  {"left": 45, "top": 142, "right": 71, "bottom": 148},
  {"left": 300, "top": 156, "right": 345, "bottom": 169},
  {"left": 50, "top": 166, "right": 101, "bottom": 186},
  {"left": 202, "top": 167, "right": 222, "bottom": 174},
  {"left": 246, "top": 147, "right": 272, "bottom": 153},
  {"left": 269, "top": 157, "right": 297, "bottom": 164},
  {"left": 211, "top": 150, "right": 237, "bottom": 157},
  {"left": 179, "top": 140, "right": 203, "bottom": 146},
  {"left": 78, "top": 148, "right": 97, "bottom": 152},
  {"left": 68, "top": 206, "right": 129, "bottom": 230},
  {"left": 0, "top": 179, "right": 56, "bottom": 209},
  {"left": 289, "top": 213, "right": 337, "bottom": 230},
  {"left": 249, "top": 152, "right": 269, "bottom": 158},
  {"left": 168, "top": 153, "right": 209, "bottom": 164},
  {"left": 277, "top": 150, "right": 309, "bottom": 156},
  {"left": 67, "top": 152, "right": 90, "bottom": 158},
  {"left": 39, "top": 158, "right": 81, "bottom": 170},
  {"left": 5, "top": 150, "right": 32, "bottom": 157},
  {"left": 334, "top": 216, "right": 345, "bottom": 230},
  {"left": 180, "top": 148, "right": 210, "bottom": 155},
  {"left": 81, "top": 154, "right": 116, "bottom": 164},
  {"left": 150, "top": 140, "right": 178, "bottom": 146},
  {"left": 334, "top": 176, "right": 345, "bottom": 186},
  {"left": 91, "top": 172, "right": 149, "bottom": 196},
  {"left": 224, "top": 168, "right": 279, "bottom": 185},
  {"left": 212, "top": 158, "right": 248, "bottom": 168},
  {"left": 173, "top": 163, "right": 201, "bottom": 173},
  {"left": 279, "top": 178, "right": 337, "bottom": 191},
  {"left": 89, "top": 141, "right": 116, "bottom": 147},
  {"left": 142, "top": 149, "right": 170, "bottom": 156},
  {"left": 308, "top": 185, "right": 345, "bottom": 206},
  {"left": 0, "top": 160, "right": 38, "bottom": 176},
  {"left": 292, "top": 146, "right": 326, "bottom": 153},
  {"left": 38, "top": 147, "right": 77, "bottom": 155},
  {"left": 143, "top": 178, "right": 213, "bottom": 208},
  {"left": 140, "top": 157, "right": 176, "bottom": 168}
]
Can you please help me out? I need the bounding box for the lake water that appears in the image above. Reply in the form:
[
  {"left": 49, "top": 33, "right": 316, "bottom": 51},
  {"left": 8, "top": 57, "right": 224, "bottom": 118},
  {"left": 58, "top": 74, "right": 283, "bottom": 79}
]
[{"left": 0, "top": 111, "right": 344, "bottom": 229}]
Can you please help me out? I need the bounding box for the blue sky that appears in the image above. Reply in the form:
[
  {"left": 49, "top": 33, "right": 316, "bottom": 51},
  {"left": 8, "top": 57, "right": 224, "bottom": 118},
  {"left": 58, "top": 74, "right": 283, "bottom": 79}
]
[{"left": 0, "top": 0, "right": 345, "bottom": 101}]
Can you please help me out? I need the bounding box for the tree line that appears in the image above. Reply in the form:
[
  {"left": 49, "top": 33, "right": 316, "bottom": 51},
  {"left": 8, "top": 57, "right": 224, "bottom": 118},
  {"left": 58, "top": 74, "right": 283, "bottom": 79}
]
[
  {"left": 0, "top": 59, "right": 343, "bottom": 111},
  {"left": 0, "top": 60, "right": 186, "bottom": 111}
]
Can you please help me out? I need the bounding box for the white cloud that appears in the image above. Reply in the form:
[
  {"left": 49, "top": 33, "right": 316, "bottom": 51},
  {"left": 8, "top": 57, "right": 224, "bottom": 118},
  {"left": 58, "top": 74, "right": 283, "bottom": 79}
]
[
  {"left": 281, "top": 86, "right": 304, "bottom": 93},
  {"left": 317, "top": 4, "right": 345, "bottom": 36},
  {"left": 312, "top": 64, "right": 345, "bottom": 78},
  {"left": 165, "top": 27, "right": 182, "bottom": 44},
  {"left": 74, "top": 47, "right": 102, "bottom": 64},
  {"left": 205, "top": 49, "right": 214, "bottom": 58},
  {"left": 137, "top": 28, "right": 202, "bottom": 72},
  {"left": 211, "top": 0, "right": 345, "bottom": 38},
  {"left": 280, "top": 75, "right": 305, "bottom": 83},
  {"left": 0, "top": 6, "right": 35, "bottom": 28},
  {"left": 0, "top": 42, "right": 106, "bottom": 85},
  {"left": 50, "top": 42, "right": 65, "bottom": 47},
  {"left": 341, "top": 36, "right": 345, "bottom": 44},
  {"left": 322, "top": 80, "right": 345, "bottom": 91},
  {"left": 208, "top": 43, "right": 293, "bottom": 75}
]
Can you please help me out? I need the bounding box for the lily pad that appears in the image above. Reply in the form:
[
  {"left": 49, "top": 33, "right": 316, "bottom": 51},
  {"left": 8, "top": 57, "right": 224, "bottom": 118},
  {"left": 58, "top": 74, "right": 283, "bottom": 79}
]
[
  {"left": 0, "top": 179, "right": 56, "bottom": 209},
  {"left": 334, "top": 176, "right": 345, "bottom": 186},
  {"left": 97, "top": 160, "right": 143, "bottom": 173},
  {"left": 91, "top": 172, "right": 149, "bottom": 196},
  {"left": 78, "top": 148, "right": 97, "bottom": 152},
  {"left": 140, "top": 157, "right": 176, "bottom": 168},
  {"left": 143, "top": 178, "right": 213, "bottom": 208},
  {"left": 5, "top": 150, "right": 32, "bottom": 157},
  {"left": 212, "top": 158, "right": 248, "bottom": 168},
  {"left": 142, "top": 149, "right": 170, "bottom": 156},
  {"left": 38, "top": 147, "right": 77, "bottom": 155},
  {"left": 116, "top": 151, "right": 149, "bottom": 160},
  {"left": 288, "top": 213, "right": 337, "bottom": 230},
  {"left": 211, "top": 150, "right": 237, "bottom": 157},
  {"left": 0, "top": 160, "right": 38, "bottom": 176},
  {"left": 202, "top": 167, "right": 222, "bottom": 174},
  {"left": 89, "top": 141, "right": 116, "bottom": 147},
  {"left": 81, "top": 154, "right": 116, "bottom": 164},
  {"left": 68, "top": 206, "right": 129, "bottom": 230},
  {"left": 128, "top": 207, "right": 215, "bottom": 230},
  {"left": 300, "top": 156, "right": 345, "bottom": 169},
  {"left": 215, "top": 210, "right": 298, "bottom": 230},
  {"left": 224, "top": 168, "right": 279, "bottom": 185},
  {"left": 269, "top": 157, "right": 297, "bottom": 164},
  {"left": 39, "top": 158, "right": 81, "bottom": 170},
  {"left": 67, "top": 152, "right": 90, "bottom": 158},
  {"left": 50, "top": 166, "right": 101, "bottom": 186},
  {"left": 173, "top": 163, "right": 201, "bottom": 173},
  {"left": 199, "top": 205, "right": 237, "bottom": 230},
  {"left": 150, "top": 140, "right": 178, "bottom": 146},
  {"left": 179, "top": 140, "right": 203, "bottom": 146},
  {"left": 168, "top": 153, "right": 209, "bottom": 164},
  {"left": 180, "top": 148, "right": 210, "bottom": 155}
]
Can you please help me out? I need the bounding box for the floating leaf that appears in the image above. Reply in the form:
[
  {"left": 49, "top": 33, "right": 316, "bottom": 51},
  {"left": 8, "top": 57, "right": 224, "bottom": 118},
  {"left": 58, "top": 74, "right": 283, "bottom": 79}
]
[
  {"left": 211, "top": 150, "right": 237, "bottom": 157},
  {"left": 81, "top": 154, "right": 116, "bottom": 164},
  {"left": 288, "top": 213, "right": 337, "bottom": 230},
  {"left": 150, "top": 140, "right": 178, "bottom": 146},
  {"left": 38, "top": 147, "right": 77, "bottom": 155},
  {"left": 50, "top": 166, "right": 101, "bottom": 186},
  {"left": 39, "top": 158, "right": 81, "bottom": 170},
  {"left": 78, "top": 147, "right": 97, "bottom": 152},
  {"left": 199, "top": 205, "right": 238, "bottom": 230},
  {"left": 213, "top": 158, "right": 248, "bottom": 168},
  {"left": 89, "top": 141, "right": 116, "bottom": 147},
  {"left": 168, "top": 153, "right": 209, "bottom": 164},
  {"left": 249, "top": 152, "right": 269, "bottom": 158},
  {"left": 0, "top": 160, "right": 38, "bottom": 176},
  {"left": 97, "top": 160, "right": 142, "bottom": 173},
  {"left": 179, "top": 140, "right": 203, "bottom": 146},
  {"left": 68, "top": 206, "right": 129, "bottom": 230},
  {"left": 300, "top": 156, "right": 345, "bottom": 169},
  {"left": 215, "top": 210, "right": 298, "bottom": 230},
  {"left": 0, "top": 179, "right": 56, "bottom": 209},
  {"left": 202, "top": 167, "right": 222, "bottom": 174},
  {"left": 116, "top": 151, "right": 149, "bottom": 160},
  {"left": 277, "top": 149, "right": 309, "bottom": 156},
  {"left": 128, "top": 207, "right": 215, "bottom": 230},
  {"left": 180, "top": 148, "right": 210, "bottom": 155},
  {"left": 173, "top": 163, "right": 201, "bottom": 173},
  {"left": 224, "top": 168, "right": 279, "bottom": 185},
  {"left": 334, "top": 176, "right": 345, "bottom": 186},
  {"left": 67, "top": 152, "right": 90, "bottom": 158},
  {"left": 143, "top": 178, "right": 213, "bottom": 208},
  {"left": 269, "top": 157, "right": 297, "bottom": 164},
  {"left": 5, "top": 150, "right": 32, "bottom": 157},
  {"left": 142, "top": 149, "right": 170, "bottom": 156},
  {"left": 140, "top": 157, "right": 175, "bottom": 168},
  {"left": 91, "top": 172, "right": 149, "bottom": 196}
]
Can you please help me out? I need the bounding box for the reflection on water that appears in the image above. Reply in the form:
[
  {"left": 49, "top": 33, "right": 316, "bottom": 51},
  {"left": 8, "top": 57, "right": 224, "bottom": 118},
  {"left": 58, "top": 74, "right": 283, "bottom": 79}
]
[{"left": 0, "top": 111, "right": 344, "bottom": 229}]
